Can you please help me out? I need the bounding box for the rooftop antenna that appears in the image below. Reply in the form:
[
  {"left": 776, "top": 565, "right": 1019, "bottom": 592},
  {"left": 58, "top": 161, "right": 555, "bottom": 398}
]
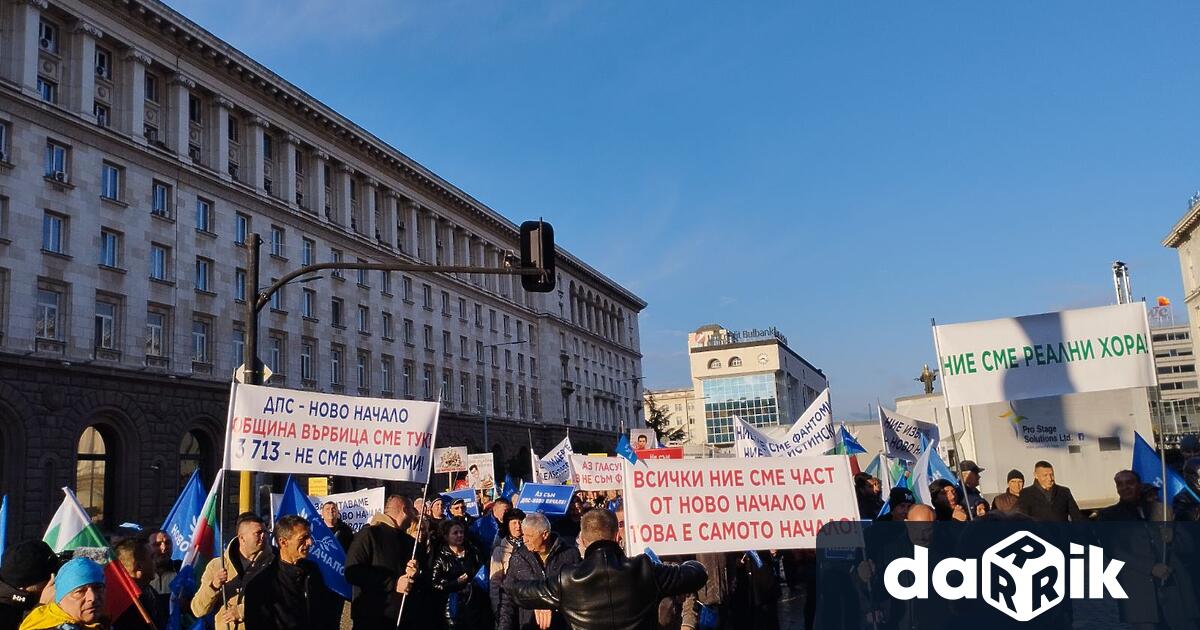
[{"left": 1112, "top": 261, "right": 1132, "bottom": 305}]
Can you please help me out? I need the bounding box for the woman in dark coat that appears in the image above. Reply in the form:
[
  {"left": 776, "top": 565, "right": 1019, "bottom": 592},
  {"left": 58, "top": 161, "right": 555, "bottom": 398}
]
[{"left": 429, "top": 519, "right": 492, "bottom": 629}]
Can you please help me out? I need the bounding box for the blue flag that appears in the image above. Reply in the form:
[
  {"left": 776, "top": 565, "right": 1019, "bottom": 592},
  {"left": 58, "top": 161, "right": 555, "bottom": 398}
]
[
  {"left": 472, "top": 562, "right": 489, "bottom": 591},
  {"left": 0, "top": 495, "right": 7, "bottom": 565},
  {"left": 276, "top": 476, "right": 352, "bottom": 599},
  {"left": 501, "top": 474, "right": 519, "bottom": 502},
  {"left": 161, "top": 470, "right": 206, "bottom": 562},
  {"left": 1133, "top": 432, "right": 1200, "bottom": 504},
  {"left": 468, "top": 511, "right": 498, "bottom": 551},
  {"left": 616, "top": 434, "right": 639, "bottom": 465},
  {"left": 863, "top": 454, "right": 882, "bottom": 479},
  {"left": 927, "top": 446, "right": 958, "bottom": 486},
  {"left": 839, "top": 425, "right": 867, "bottom": 455}
]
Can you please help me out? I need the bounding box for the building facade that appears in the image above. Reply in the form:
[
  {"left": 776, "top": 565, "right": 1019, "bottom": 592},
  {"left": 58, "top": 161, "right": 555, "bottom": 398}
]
[
  {"left": 642, "top": 386, "right": 700, "bottom": 446},
  {"left": 0, "top": 0, "right": 644, "bottom": 539},
  {"left": 1150, "top": 323, "right": 1200, "bottom": 440},
  {"left": 651, "top": 324, "right": 826, "bottom": 447}
]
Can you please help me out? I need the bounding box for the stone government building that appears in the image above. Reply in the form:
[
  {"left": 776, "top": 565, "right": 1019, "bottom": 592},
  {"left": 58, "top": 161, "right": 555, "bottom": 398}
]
[{"left": 0, "top": 0, "right": 645, "bottom": 539}]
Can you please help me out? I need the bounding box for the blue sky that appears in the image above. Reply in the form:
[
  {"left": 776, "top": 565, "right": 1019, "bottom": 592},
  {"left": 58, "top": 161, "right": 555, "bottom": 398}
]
[{"left": 172, "top": 1, "right": 1200, "bottom": 419}]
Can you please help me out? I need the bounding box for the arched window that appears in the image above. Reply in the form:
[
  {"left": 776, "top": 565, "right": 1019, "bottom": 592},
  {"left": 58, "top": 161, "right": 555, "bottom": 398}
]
[
  {"left": 729, "top": 356, "right": 743, "bottom": 367},
  {"left": 707, "top": 359, "right": 722, "bottom": 369},
  {"left": 179, "top": 430, "right": 213, "bottom": 488},
  {"left": 76, "top": 426, "right": 111, "bottom": 525}
]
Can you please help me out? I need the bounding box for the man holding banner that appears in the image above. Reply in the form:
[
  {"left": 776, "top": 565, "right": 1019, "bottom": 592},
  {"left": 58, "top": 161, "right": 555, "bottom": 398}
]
[
  {"left": 190, "top": 512, "right": 274, "bottom": 629},
  {"left": 243, "top": 514, "right": 341, "bottom": 630}
]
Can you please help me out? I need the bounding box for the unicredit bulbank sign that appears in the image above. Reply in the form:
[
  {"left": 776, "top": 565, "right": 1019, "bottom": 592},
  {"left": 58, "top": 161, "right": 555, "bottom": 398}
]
[{"left": 884, "top": 530, "right": 1127, "bottom": 622}]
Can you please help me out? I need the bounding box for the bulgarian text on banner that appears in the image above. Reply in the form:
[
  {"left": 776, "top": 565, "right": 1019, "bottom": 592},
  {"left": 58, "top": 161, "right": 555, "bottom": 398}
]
[
  {"left": 622, "top": 456, "right": 860, "bottom": 556},
  {"left": 933, "top": 302, "right": 1156, "bottom": 408},
  {"left": 878, "top": 408, "right": 939, "bottom": 463},
  {"left": 516, "top": 484, "right": 576, "bottom": 516},
  {"left": 223, "top": 383, "right": 439, "bottom": 483},
  {"left": 735, "top": 389, "right": 836, "bottom": 458},
  {"left": 270, "top": 487, "right": 386, "bottom": 532},
  {"left": 569, "top": 455, "right": 624, "bottom": 491},
  {"left": 535, "top": 437, "right": 574, "bottom": 484}
]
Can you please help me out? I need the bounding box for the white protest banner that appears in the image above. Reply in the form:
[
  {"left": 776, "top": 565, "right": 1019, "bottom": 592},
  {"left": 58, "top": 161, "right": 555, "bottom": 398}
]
[
  {"left": 734, "top": 388, "right": 836, "bottom": 458},
  {"left": 223, "top": 382, "right": 438, "bottom": 482},
  {"left": 933, "top": 302, "right": 1156, "bottom": 408},
  {"left": 878, "top": 408, "right": 939, "bottom": 463},
  {"left": 466, "top": 453, "right": 496, "bottom": 497},
  {"left": 270, "top": 487, "right": 386, "bottom": 532},
  {"left": 569, "top": 455, "right": 624, "bottom": 491},
  {"left": 433, "top": 447, "right": 468, "bottom": 474},
  {"left": 534, "top": 437, "right": 574, "bottom": 484},
  {"left": 623, "top": 456, "right": 860, "bottom": 555}
]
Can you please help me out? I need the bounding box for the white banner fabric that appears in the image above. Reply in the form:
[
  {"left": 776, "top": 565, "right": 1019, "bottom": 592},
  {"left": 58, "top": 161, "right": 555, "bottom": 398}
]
[
  {"left": 270, "top": 487, "right": 386, "bottom": 532},
  {"left": 569, "top": 455, "right": 624, "bottom": 491},
  {"left": 622, "top": 456, "right": 860, "bottom": 555},
  {"left": 534, "top": 437, "right": 574, "bottom": 484},
  {"left": 933, "top": 302, "right": 1156, "bottom": 408},
  {"left": 223, "top": 383, "right": 439, "bottom": 483},
  {"left": 733, "top": 388, "right": 836, "bottom": 458},
  {"left": 878, "top": 408, "right": 940, "bottom": 463}
]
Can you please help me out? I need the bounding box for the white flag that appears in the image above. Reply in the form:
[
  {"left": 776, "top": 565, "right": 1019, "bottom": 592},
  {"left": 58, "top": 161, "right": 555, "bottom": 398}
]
[
  {"left": 533, "top": 437, "right": 573, "bottom": 484},
  {"left": 879, "top": 407, "right": 939, "bottom": 463},
  {"left": 734, "top": 388, "right": 836, "bottom": 457}
]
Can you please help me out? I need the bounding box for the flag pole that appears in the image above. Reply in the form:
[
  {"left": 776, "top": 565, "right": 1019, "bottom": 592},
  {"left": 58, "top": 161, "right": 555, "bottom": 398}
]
[
  {"left": 396, "top": 396, "right": 442, "bottom": 630},
  {"left": 931, "top": 318, "right": 973, "bottom": 521},
  {"left": 220, "top": 380, "right": 240, "bottom": 619}
]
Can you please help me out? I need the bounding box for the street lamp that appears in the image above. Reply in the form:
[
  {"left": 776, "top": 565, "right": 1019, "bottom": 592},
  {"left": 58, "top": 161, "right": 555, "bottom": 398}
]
[{"left": 481, "top": 339, "right": 528, "bottom": 448}]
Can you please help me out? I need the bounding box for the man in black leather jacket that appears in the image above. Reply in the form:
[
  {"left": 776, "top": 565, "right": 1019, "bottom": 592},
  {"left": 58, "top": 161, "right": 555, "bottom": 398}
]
[{"left": 507, "top": 508, "right": 706, "bottom": 630}]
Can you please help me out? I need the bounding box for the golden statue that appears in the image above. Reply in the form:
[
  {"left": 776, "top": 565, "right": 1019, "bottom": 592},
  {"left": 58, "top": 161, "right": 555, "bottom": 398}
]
[{"left": 917, "top": 364, "right": 938, "bottom": 395}]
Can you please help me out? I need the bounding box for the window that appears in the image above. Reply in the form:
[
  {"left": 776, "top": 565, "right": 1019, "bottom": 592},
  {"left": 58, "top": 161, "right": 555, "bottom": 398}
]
[
  {"left": 192, "top": 319, "right": 211, "bottom": 363},
  {"left": 331, "top": 298, "right": 344, "bottom": 327},
  {"left": 381, "top": 356, "right": 394, "bottom": 393},
  {"left": 188, "top": 96, "right": 202, "bottom": 123},
  {"left": 403, "top": 276, "right": 413, "bottom": 302},
  {"left": 195, "top": 199, "right": 213, "bottom": 232},
  {"left": 99, "top": 229, "right": 120, "bottom": 268},
  {"left": 93, "top": 103, "right": 110, "bottom": 128},
  {"left": 441, "top": 291, "right": 451, "bottom": 315},
  {"left": 95, "top": 47, "right": 111, "bottom": 79},
  {"left": 459, "top": 298, "right": 467, "bottom": 319},
  {"left": 235, "top": 269, "right": 247, "bottom": 302},
  {"left": 270, "top": 226, "right": 285, "bottom": 257},
  {"left": 145, "top": 310, "right": 167, "bottom": 357},
  {"left": 423, "top": 325, "right": 433, "bottom": 351},
  {"left": 235, "top": 214, "right": 249, "bottom": 245},
  {"left": 232, "top": 328, "right": 244, "bottom": 370},
  {"left": 75, "top": 427, "right": 109, "bottom": 525},
  {"left": 194, "top": 258, "right": 212, "bottom": 292},
  {"left": 42, "top": 212, "right": 65, "bottom": 253},
  {"left": 302, "top": 238, "right": 315, "bottom": 266},
  {"left": 729, "top": 356, "right": 742, "bottom": 367},
  {"left": 505, "top": 349, "right": 512, "bottom": 370},
  {"left": 152, "top": 181, "right": 172, "bottom": 217},
  {"left": 403, "top": 362, "right": 413, "bottom": 397},
  {"left": 357, "top": 260, "right": 369, "bottom": 287},
  {"left": 476, "top": 376, "right": 485, "bottom": 411},
  {"left": 423, "top": 366, "right": 432, "bottom": 399},
  {"left": 504, "top": 315, "right": 511, "bottom": 336},
  {"left": 268, "top": 335, "right": 284, "bottom": 374},
  {"left": 489, "top": 309, "right": 497, "bottom": 331},
  {"left": 707, "top": 359, "right": 722, "bottom": 369},
  {"left": 381, "top": 271, "right": 392, "bottom": 295},
  {"left": 492, "top": 380, "right": 501, "bottom": 412},
  {"left": 263, "top": 134, "right": 274, "bottom": 160},
  {"left": 382, "top": 312, "right": 394, "bottom": 339},
  {"left": 99, "top": 163, "right": 121, "bottom": 200},
  {"left": 443, "top": 330, "right": 451, "bottom": 355},
  {"left": 442, "top": 370, "right": 451, "bottom": 401},
  {"left": 144, "top": 73, "right": 158, "bottom": 103},
  {"left": 302, "top": 289, "right": 315, "bottom": 318},
  {"left": 0, "top": 122, "right": 8, "bottom": 160},
  {"left": 38, "top": 20, "right": 58, "bottom": 53},
  {"left": 36, "top": 289, "right": 61, "bottom": 339},
  {"left": 475, "top": 304, "right": 483, "bottom": 328},
  {"left": 491, "top": 347, "right": 500, "bottom": 368},
  {"left": 422, "top": 284, "right": 432, "bottom": 309},
  {"left": 356, "top": 351, "right": 369, "bottom": 389},
  {"left": 228, "top": 116, "right": 239, "bottom": 143},
  {"left": 460, "top": 335, "right": 468, "bottom": 358},
  {"left": 476, "top": 341, "right": 484, "bottom": 363},
  {"left": 518, "top": 353, "right": 525, "bottom": 375},
  {"left": 300, "top": 341, "right": 314, "bottom": 381},
  {"left": 45, "top": 140, "right": 67, "bottom": 178},
  {"left": 357, "top": 305, "right": 370, "bottom": 333},
  {"left": 330, "top": 249, "right": 343, "bottom": 278},
  {"left": 36, "top": 77, "right": 57, "bottom": 103},
  {"left": 331, "top": 346, "right": 344, "bottom": 385}
]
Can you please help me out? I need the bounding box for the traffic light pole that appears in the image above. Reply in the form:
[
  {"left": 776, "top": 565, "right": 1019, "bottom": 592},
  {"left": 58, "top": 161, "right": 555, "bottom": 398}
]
[{"left": 238, "top": 232, "right": 553, "bottom": 513}]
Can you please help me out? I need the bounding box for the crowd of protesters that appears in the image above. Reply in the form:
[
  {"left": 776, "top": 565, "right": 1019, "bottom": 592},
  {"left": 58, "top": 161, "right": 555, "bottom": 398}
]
[{"left": 8, "top": 444, "right": 1200, "bottom": 630}]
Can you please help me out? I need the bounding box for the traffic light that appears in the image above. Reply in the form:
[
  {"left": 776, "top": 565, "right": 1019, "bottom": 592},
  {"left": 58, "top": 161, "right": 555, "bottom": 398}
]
[{"left": 519, "top": 220, "right": 556, "bottom": 292}]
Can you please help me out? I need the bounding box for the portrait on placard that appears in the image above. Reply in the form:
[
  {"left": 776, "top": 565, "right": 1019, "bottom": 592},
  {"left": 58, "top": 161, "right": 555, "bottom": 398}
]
[{"left": 630, "top": 428, "right": 657, "bottom": 451}]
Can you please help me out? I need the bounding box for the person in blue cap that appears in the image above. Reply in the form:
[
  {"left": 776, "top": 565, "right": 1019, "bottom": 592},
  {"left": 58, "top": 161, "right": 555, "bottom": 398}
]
[{"left": 19, "top": 557, "right": 107, "bottom": 630}]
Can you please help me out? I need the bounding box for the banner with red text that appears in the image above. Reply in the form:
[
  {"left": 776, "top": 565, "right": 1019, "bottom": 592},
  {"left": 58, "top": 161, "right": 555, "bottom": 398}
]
[
  {"left": 622, "top": 456, "right": 860, "bottom": 555},
  {"left": 569, "top": 455, "right": 624, "bottom": 491},
  {"left": 223, "top": 382, "right": 440, "bottom": 483},
  {"left": 633, "top": 447, "right": 684, "bottom": 460}
]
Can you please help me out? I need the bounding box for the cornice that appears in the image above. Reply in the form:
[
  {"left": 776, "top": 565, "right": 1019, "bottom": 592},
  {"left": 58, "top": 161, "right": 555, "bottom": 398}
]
[{"left": 1164, "top": 197, "right": 1200, "bottom": 248}]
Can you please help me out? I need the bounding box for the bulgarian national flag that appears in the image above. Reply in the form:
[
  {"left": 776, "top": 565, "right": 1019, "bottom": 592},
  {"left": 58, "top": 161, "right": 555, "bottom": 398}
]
[
  {"left": 168, "top": 471, "right": 223, "bottom": 630},
  {"left": 44, "top": 487, "right": 148, "bottom": 623}
]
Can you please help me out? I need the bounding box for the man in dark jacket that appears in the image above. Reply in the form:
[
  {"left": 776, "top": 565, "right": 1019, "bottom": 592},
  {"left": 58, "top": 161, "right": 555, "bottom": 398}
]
[
  {"left": 244, "top": 514, "right": 341, "bottom": 630},
  {"left": 0, "top": 540, "right": 58, "bottom": 630},
  {"left": 1016, "top": 460, "right": 1083, "bottom": 522},
  {"left": 344, "top": 495, "right": 422, "bottom": 630},
  {"left": 500, "top": 512, "right": 580, "bottom": 630},
  {"left": 320, "top": 501, "right": 354, "bottom": 552},
  {"left": 508, "top": 508, "right": 706, "bottom": 630}
]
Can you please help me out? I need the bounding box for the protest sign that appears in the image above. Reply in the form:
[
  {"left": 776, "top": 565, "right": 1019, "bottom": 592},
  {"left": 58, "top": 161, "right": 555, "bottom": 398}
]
[
  {"left": 516, "top": 484, "right": 576, "bottom": 516},
  {"left": 433, "top": 447, "right": 468, "bottom": 474},
  {"left": 466, "top": 453, "right": 496, "bottom": 498},
  {"left": 734, "top": 389, "right": 836, "bottom": 458},
  {"left": 442, "top": 488, "right": 481, "bottom": 517},
  {"left": 630, "top": 429, "right": 657, "bottom": 450},
  {"left": 570, "top": 455, "right": 624, "bottom": 491},
  {"left": 270, "top": 487, "right": 386, "bottom": 532},
  {"left": 634, "top": 447, "right": 684, "bottom": 460},
  {"left": 623, "top": 456, "right": 860, "bottom": 555},
  {"left": 878, "top": 408, "right": 939, "bottom": 463},
  {"left": 534, "top": 437, "right": 574, "bottom": 484},
  {"left": 933, "top": 302, "right": 1156, "bottom": 407},
  {"left": 223, "top": 383, "right": 438, "bottom": 482}
]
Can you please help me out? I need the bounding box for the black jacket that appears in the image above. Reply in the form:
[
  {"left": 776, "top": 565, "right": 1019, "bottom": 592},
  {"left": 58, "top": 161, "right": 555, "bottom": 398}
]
[
  {"left": 1016, "top": 484, "right": 1083, "bottom": 522},
  {"left": 0, "top": 580, "right": 37, "bottom": 630},
  {"left": 429, "top": 543, "right": 491, "bottom": 629},
  {"left": 344, "top": 517, "right": 427, "bottom": 630},
  {"left": 499, "top": 534, "right": 580, "bottom": 630},
  {"left": 329, "top": 520, "right": 354, "bottom": 552},
  {"left": 243, "top": 556, "right": 341, "bottom": 630},
  {"left": 509, "top": 540, "right": 707, "bottom": 630}
]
